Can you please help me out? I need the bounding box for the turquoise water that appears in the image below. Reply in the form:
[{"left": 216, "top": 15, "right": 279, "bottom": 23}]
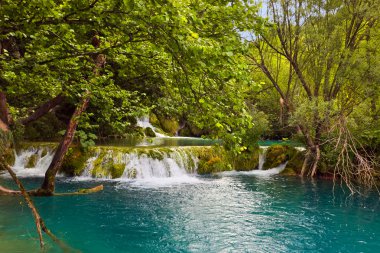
[{"left": 1, "top": 175, "right": 380, "bottom": 253}]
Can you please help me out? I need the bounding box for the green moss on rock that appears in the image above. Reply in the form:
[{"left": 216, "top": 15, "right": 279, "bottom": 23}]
[
  {"left": 60, "top": 147, "right": 90, "bottom": 176},
  {"left": 234, "top": 150, "right": 260, "bottom": 171},
  {"left": 149, "top": 113, "right": 161, "bottom": 128},
  {"left": 144, "top": 127, "right": 156, "bottom": 137},
  {"left": 110, "top": 163, "right": 126, "bottom": 178},
  {"left": 158, "top": 116, "right": 179, "bottom": 136},
  {"left": 280, "top": 167, "right": 297, "bottom": 176},
  {"left": 263, "top": 145, "right": 298, "bottom": 170},
  {"left": 26, "top": 154, "right": 38, "bottom": 168},
  {"left": 285, "top": 151, "right": 305, "bottom": 174}
]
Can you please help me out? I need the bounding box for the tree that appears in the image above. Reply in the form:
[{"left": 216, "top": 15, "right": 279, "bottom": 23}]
[
  {"left": 247, "top": 0, "right": 380, "bottom": 190},
  {"left": 0, "top": 0, "right": 262, "bottom": 193}
]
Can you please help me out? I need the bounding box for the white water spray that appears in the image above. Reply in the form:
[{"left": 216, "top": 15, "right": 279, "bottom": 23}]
[
  {"left": 136, "top": 116, "right": 167, "bottom": 138},
  {"left": 12, "top": 147, "right": 55, "bottom": 177}
]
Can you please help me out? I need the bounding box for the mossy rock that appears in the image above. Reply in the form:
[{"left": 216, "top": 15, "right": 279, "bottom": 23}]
[
  {"left": 178, "top": 126, "right": 192, "bottom": 137},
  {"left": 149, "top": 113, "right": 161, "bottom": 128},
  {"left": 158, "top": 116, "right": 179, "bottom": 136},
  {"left": 280, "top": 167, "right": 297, "bottom": 176},
  {"left": 110, "top": 163, "right": 126, "bottom": 179},
  {"left": 198, "top": 156, "right": 230, "bottom": 174},
  {"left": 61, "top": 147, "right": 90, "bottom": 176},
  {"left": 144, "top": 127, "right": 156, "bottom": 137},
  {"left": 26, "top": 154, "right": 38, "bottom": 168},
  {"left": 263, "top": 145, "right": 298, "bottom": 170},
  {"left": 234, "top": 150, "right": 260, "bottom": 171},
  {"left": 284, "top": 151, "right": 305, "bottom": 174}
]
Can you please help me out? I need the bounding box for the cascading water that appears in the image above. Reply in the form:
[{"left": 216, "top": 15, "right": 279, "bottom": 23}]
[
  {"left": 78, "top": 147, "right": 201, "bottom": 186},
  {"left": 12, "top": 147, "right": 55, "bottom": 177},
  {"left": 6, "top": 144, "right": 290, "bottom": 183},
  {"left": 258, "top": 146, "right": 269, "bottom": 170},
  {"left": 136, "top": 116, "right": 167, "bottom": 138}
]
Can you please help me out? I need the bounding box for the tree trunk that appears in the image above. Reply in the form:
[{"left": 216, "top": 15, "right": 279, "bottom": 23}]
[
  {"left": 19, "top": 94, "right": 64, "bottom": 126},
  {"left": 310, "top": 145, "right": 321, "bottom": 177},
  {"left": 39, "top": 94, "right": 90, "bottom": 195},
  {"left": 0, "top": 91, "right": 10, "bottom": 126},
  {"left": 300, "top": 151, "right": 310, "bottom": 176}
]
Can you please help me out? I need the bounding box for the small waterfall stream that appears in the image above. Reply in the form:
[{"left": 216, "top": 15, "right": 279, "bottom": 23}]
[
  {"left": 136, "top": 116, "right": 167, "bottom": 137},
  {"left": 12, "top": 147, "right": 55, "bottom": 177}
]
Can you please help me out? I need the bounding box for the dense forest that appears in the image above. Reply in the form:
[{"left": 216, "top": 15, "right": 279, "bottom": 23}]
[
  {"left": 1, "top": 0, "right": 379, "bottom": 189},
  {"left": 0, "top": 0, "right": 380, "bottom": 250}
]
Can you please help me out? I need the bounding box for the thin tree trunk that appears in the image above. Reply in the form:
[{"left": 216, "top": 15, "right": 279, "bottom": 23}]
[
  {"left": 39, "top": 93, "right": 90, "bottom": 195},
  {"left": 310, "top": 145, "right": 321, "bottom": 177},
  {"left": 300, "top": 151, "right": 310, "bottom": 176},
  {"left": 19, "top": 94, "right": 64, "bottom": 126}
]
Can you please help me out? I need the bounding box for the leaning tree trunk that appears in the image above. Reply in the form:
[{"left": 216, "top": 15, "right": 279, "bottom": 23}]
[{"left": 38, "top": 94, "right": 90, "bottom": 195}]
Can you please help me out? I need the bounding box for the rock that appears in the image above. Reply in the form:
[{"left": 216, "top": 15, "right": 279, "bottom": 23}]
[
  {"left": 25, "top": 154, "right": 38, "bottom": 168},
  {"left": 280, "top": 167, "right": 297, "bottom": 176},
  {"left": 60, "top": 147, "right": 90, "bottom": 176},
  {"left": 263, "top": 145, "right": 298, "bottom": 170},
  {"left": 149, "top": 113, "right": 161, "bottom": 128},
  {"left": 144, "top": 127, "right": 156, "bottom": 137},
  {"left": 234, "top": 150, "right": 260, "bottom": 171},
  {"left": 284, "top": 151, "right": 305, "bottom": 174},
  {"left": 158, "top": 116, "right": 179, "bottom": 136}
]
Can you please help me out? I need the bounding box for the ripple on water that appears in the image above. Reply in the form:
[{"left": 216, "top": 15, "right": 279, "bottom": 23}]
[{"left": 1, "top": 176, "right": 380, "bottom": 253}]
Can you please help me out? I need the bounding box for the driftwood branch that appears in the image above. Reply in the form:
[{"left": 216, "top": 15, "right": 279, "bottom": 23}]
[{"left": 0, "top": 158, "right": 44, "bottom": 248}]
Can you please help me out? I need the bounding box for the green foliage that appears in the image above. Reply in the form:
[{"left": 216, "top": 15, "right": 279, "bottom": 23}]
[{"left": 0, "top": 0, "right": 263, "bottom": 151}]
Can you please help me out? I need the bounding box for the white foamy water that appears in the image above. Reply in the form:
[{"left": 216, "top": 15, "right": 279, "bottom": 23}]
[
  {"left": 220, "top": 162, "right": 287, "bottom": 177},
  {"left": 258, "top": 146, "right": 269, "bottom": 170},
  {"left": 11, "top": 147, "right": 55, "bottom": 177},
  {"left": 136, "top": 116, "right": 167, "bottom": 138},
  {"left": 7, "top": 144, "right": 293, "bottom": 185}
]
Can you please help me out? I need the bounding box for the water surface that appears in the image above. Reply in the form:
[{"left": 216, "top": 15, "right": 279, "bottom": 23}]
[{"left": 1, "top": 175, "right": 379, "bottom": 253}]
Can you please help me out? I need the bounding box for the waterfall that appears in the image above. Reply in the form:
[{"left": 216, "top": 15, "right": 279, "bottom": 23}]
[
  {"left": 79, "top": 147, "right": 200, "bottom": 186},
  {"left": 7, "top": 143, "right": 292, "bottom": 181},
  {"left": 12, "top": 147, "right": 55, "bottom": 177},
  {"left": 258, "top": 146, "right": 269, "bottom": 170},
  {"left": 136, "top": 116, "right": 167, "bottom": 137}
]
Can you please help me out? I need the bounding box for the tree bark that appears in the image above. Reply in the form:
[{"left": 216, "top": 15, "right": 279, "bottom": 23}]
[
  {"left": 19, "top": 94, "right": 64, "bottom": 126},
  {"left": 0, "top": 91, "right": 10, "bottom": 126},
  {"left": 39, "top": 93, "right": 90, "bottom": 195}
]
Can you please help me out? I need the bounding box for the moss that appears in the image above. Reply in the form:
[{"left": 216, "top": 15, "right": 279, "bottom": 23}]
[
  {"left": 198, "top": 156, "right": 230, "bottom": 174},
  {"left": 25, "top": 154, "right": 38, "bottom": 168},
  {"left": 149, "top": 113, "right": 161, "bottom": 128},
  {"left": 263, "top": 145, "right": 298, "bottom": 170},
  {"left": 41, "top": 148, "right": 48, "bottom": 157},
  {"left": 158, "top": 116, "right": 179, "bottom": 136},
  {"left": 285, "top": 151, "right": 305, "bottom": 174},
  {"left": 110, "top": 163, "right": 126, "bottom": 179},
  {"left": 280, "top": 167, "right": 297, "bottom": 176},
  {"left": 234, "top": 150, "right": 260, "bottom": 171},
  {"left": 60, "top": 147, "right": 90, "bottom": 176},
  {"left": 144, "top": 127, "right": 156, "bottom": 137}
]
